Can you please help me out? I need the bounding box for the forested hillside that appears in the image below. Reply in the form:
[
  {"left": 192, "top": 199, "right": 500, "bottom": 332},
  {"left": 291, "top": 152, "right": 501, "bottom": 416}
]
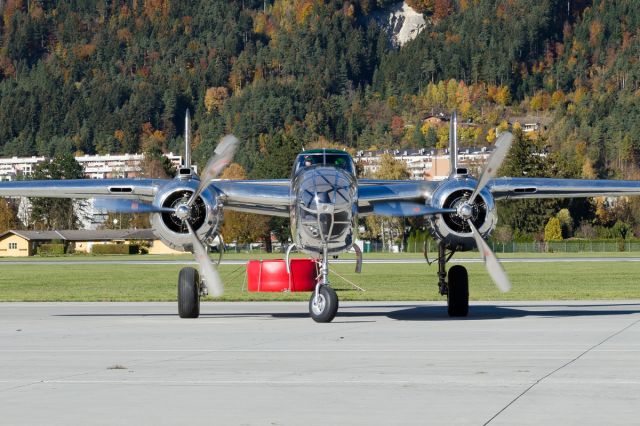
[{"left": 1, "top": 0, "right": 640, "bottom": 238}]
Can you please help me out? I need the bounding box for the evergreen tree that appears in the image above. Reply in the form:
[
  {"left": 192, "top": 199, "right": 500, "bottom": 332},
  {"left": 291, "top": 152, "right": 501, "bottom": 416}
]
[{"left": 30, "top": 154, "right": 85, "bottom": 230}]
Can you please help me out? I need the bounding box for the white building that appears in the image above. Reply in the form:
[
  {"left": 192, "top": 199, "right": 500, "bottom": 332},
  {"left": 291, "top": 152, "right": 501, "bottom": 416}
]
[
  {"left": 355, "top": 147, "right": 493, "bottom": 181},
  {"left": 0, "top": 152, "right": 184, "bottom": 181},
  {"left": 0, "top": 156, "right": 46, "bottom": 181}
]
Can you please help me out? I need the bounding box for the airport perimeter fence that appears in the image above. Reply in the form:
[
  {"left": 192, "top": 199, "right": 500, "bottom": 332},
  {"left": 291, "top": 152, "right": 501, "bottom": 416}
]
[
  {"left": 226, "top": 240, "right": 640, "bottom": 254},
  {"left": 365, "top": 240, "right": 640, "bottom": 254}
]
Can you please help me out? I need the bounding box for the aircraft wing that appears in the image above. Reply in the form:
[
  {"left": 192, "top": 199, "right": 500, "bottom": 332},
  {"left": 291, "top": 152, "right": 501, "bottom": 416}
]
[
  {"left": 488, "top": 177, "right": 640, "bottom": 199},
  {"left": 0, "top": 177, "right": 292, "bottom": 217},
  {"left": 357, "top": 180, "right": 440, "bottom": 216},
  {"left": 212, "top": 179, "right": 291, "bottom": 217},
  {"left": 0, "top": 178, "right": 163, "bottom": 201}
]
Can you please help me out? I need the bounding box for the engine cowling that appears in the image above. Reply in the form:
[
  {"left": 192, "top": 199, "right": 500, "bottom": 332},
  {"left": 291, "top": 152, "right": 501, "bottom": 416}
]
[
  {"left": 150, "top": 179, "right": 223, "bottom": 251},
  {"left": 426, "top": 178, "right": 497, "bottom": 251}
]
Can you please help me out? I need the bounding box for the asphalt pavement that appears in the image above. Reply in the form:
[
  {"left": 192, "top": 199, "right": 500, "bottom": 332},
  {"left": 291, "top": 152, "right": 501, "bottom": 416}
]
[{"left": 1, "top": 301, "right": 639, "bottom": 425}]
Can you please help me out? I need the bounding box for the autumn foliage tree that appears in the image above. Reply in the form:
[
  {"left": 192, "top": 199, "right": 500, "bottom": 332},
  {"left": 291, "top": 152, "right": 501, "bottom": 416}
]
[
  {"left": 0, "top": 199, "right": 18, "bottom": 233},
  {"left": 363, "top": 154, "right": 410, "bottom": 246}
]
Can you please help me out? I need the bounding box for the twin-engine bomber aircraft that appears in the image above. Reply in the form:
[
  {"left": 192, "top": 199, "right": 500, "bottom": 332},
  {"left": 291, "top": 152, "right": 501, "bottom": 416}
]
[{"left": 2, "top": 112, "right": 640, "bottom": 322}]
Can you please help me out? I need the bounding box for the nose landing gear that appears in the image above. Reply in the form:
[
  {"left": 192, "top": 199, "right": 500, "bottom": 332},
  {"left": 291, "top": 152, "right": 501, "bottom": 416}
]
[{"left": 309, "top": 245, "right": 339, "bottom": 323}]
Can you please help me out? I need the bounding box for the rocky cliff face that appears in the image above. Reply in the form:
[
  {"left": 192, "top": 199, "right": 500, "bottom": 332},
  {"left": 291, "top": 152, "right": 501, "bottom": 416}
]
[{"left": 372, "top": 2, "right": 426, "bottom": 47}]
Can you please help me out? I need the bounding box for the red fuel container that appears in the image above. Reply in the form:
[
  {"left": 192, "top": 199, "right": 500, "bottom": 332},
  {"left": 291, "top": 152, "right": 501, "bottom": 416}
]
[{"left": 246, "top": 259, "right": 318, "bottom": 292}]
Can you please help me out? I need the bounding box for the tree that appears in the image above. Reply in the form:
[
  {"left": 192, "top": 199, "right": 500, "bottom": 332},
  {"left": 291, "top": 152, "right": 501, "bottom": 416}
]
[
  {"left": 0, "top": 199, "right": 18, "bottom": 233},
  {"left": 409, "top": 125, "right": 425, "bottom": 147},
  {"left": 363, "top": 154, "right": 410, "bottom": 247},
  {"left": 556, "top": 208, "right": 573, "bottom": 239},
  {"left": 375, "top": 153, "right": 410, "bottom": 180},
  {"left": 544, "top": 217, "right": 563, "bottom": 242},
  {"left": 30, "top": 154, "right": 86, "bottom": 230},
  {"left": 140, "top": 146, "right": 176, "bottom": 179},
  {"left": 498, "top": 130, "right": 559, "bottom": 236},
  {"left": 493, "top": 225, "right": 513, "bottom": 245},
  {"left": 204, "top": 87, "right": 229, "bottom": 114},
  {"left": 424, "top": 126, "right": 437, "bottom": 148}
]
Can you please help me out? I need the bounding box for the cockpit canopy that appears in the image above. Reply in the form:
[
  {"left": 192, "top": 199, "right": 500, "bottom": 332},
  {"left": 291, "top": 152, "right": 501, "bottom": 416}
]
[{"left": 293, "top": 149, "right": 355, "bottom": 176}]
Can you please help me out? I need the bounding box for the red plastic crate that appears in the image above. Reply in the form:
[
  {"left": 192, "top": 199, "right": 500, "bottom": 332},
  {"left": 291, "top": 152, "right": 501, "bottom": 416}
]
[{"left": 246, "top": 259, "right": 317, "bottom": 292}]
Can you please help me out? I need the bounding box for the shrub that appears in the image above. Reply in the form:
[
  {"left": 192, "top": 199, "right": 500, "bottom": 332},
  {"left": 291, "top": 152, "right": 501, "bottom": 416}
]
[
  {"left": 38, "top": 243, "right": 65, "bottom": 256},
  {"left": 92, "top": 244, "right": 139, "bottom": 255}
]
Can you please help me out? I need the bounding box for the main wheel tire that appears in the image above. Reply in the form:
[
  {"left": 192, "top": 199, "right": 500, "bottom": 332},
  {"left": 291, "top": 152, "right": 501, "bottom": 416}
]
[
  {"left": 178, "top": 267, "right": 200, "bottom": 318},
  {"left": 309, "top": 286, "right": 339, "bottom": 323},
  {"left": 447, "top": 265, "right": 469, "bottom": 317}
]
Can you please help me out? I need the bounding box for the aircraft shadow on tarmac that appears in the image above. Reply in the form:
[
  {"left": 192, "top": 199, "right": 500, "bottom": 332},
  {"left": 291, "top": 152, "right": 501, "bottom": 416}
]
[{"left": 55, "top": 303, "right": 640, "bottom": 321}]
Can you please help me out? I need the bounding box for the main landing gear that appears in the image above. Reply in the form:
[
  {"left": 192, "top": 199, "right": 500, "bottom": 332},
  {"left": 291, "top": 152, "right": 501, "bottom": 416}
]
[
  {"left": 309, "top": 246, "right": 339, "bottom": 323},
  {"left": 432, "top": 241, "right": 469, "bottom": 317},
  {"left": 178, "top": 267, "right": 203, "bottom": 318}
]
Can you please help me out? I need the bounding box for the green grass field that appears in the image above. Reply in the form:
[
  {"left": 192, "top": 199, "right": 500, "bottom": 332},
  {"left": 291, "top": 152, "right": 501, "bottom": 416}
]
[
  {"left": 1, "top": 258, "right": 639, "bottom": 302},
  {"left": 2, "top": 250, "right": 640, "bottom": 263}
]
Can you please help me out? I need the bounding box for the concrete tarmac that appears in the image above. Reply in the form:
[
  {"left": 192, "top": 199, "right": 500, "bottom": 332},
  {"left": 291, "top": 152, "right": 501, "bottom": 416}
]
[{"left": 1, "top": 301, "right": 640, "bottom": 425}]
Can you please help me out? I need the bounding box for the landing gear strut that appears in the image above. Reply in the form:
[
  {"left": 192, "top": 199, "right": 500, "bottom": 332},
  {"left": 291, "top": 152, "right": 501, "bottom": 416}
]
[
  {"left": 432, "top": 242, "right": 468, "bottom": 317},
  {"left": 309, "top": 245, "right": 339, "bottom": 323}
]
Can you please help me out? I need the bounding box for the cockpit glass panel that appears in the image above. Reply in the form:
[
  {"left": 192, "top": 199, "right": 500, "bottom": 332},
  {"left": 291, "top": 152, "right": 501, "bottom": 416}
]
[{"left": 294, "top": 152, "right": 354, "bottom": 175}]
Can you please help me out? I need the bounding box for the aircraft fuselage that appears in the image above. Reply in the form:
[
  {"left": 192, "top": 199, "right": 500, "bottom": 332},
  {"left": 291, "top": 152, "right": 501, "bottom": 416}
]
[{"left": 289, "top": 150, "right": 357, "bottom": 256}]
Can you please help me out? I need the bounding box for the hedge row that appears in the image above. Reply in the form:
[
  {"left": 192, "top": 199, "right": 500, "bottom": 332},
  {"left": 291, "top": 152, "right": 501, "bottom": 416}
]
[
  {"left": 38, "top": 243, "right": 65, "bottom": 256},
  {"left": 91, "top": 244, "right": 139, "bottom": 255}
]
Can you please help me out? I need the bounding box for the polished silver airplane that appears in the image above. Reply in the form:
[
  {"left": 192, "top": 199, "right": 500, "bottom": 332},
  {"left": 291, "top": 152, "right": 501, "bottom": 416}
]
[{"left": 2, "top": 111, "right": 640, "bottom": 322}]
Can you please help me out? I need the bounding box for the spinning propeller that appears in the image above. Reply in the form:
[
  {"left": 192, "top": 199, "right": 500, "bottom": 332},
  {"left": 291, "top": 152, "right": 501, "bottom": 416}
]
[
  {"left": 95, "top": 131, "right": 239, "bottom": 297},
  {"left": 453, "top": 131, "right": 513, "bottom": 292},
  {"left": 371, "top": 130, "right": 514, "bottom": 292}
]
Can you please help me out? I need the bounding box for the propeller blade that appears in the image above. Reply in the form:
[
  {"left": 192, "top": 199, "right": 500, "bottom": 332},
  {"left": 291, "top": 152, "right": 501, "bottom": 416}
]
[
  {"left": 372, "top": 201, "right": 456, "bottom": 217},
  {"left": 187, "top": 134, "right": 239, "bottom": 207},
  {"left": 467, "top": 220, "right": 511, "bottom": 292},
  {"left": 468, "top": 131, "right": 513, "bottom": 205},
  {"left": 185, "top": 221, "right": 224, "bottom": 297},
  {"left": 94, "top": 198, "right": 175, "bottom": 214}
]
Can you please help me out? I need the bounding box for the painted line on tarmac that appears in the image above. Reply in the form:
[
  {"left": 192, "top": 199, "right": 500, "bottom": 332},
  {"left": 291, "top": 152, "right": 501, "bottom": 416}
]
[
  {"left": 2, "top": 378, "right": 640, "bottom": 386},
  {"left": 2, "top": 348, "right": 639, "bottom": 353}
]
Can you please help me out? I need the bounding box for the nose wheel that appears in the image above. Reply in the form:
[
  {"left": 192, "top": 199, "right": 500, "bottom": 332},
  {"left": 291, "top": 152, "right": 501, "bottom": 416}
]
[{"left": 309, "top": 285, "right": 339, "bottom": 323}]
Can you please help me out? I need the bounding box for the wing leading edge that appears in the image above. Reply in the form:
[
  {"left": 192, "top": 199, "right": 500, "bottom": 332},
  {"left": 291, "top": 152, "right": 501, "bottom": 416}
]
[
  {"left": 0, "top": 178, "right": 162, "bottom": 201},
  {"left": 489, "top": 177, "right": 640, "bottom": 199},
  {"left": 357, "top": 180, "right": 440, "bottom": 216}
]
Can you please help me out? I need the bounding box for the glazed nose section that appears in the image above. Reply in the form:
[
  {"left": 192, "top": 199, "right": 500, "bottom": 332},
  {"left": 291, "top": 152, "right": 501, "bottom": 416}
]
[{"left": 297, "top": 168, "right": 355, "bottom": 244}]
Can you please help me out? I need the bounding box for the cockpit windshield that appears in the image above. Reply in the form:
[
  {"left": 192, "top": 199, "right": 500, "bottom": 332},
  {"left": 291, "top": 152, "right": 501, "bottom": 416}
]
[{"left": 294, "top": 151, "right": 354, "bottom": 175}]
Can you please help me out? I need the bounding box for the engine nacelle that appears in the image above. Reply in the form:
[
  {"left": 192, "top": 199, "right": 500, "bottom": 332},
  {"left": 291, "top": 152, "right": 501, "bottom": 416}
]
[
  {"left": 426, "top": 178, "right": 497, "bottom": 251},
  {"left": 150, "top": 179, "right": 223, "bottom": 251}
]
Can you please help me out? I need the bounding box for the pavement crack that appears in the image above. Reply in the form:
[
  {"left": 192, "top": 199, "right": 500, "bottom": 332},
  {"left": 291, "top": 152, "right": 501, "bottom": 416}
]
[{"left": 482, "top": 316, "right": 640, "bottom": 426}]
